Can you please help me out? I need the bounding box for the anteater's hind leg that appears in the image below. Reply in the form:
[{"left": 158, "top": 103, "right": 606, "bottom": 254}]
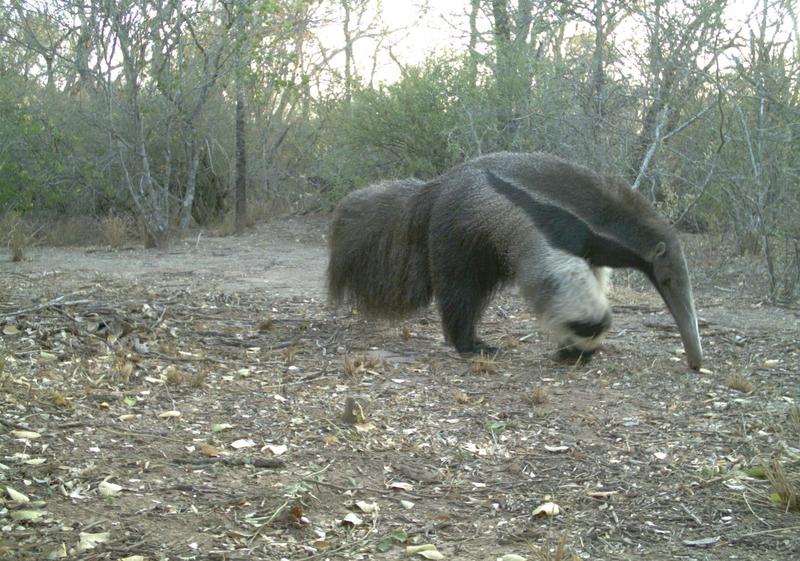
[
  {"left": 430, "top": 235, "right": 507, "bottom": 355},
  {"left": 435, "top": 280, "right": 495, "bottom": 354}
]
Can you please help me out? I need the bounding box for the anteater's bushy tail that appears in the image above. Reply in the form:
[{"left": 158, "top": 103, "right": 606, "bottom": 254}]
[{"left": 327, "top": 179, "right": 436, "bottom": 317}]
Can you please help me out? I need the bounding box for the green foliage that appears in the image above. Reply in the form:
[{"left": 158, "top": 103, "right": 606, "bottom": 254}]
[
  {"left": 0, "top": 82, "right": 41, "bottom": 211},
  {"left": 316, "top": 58, "right": 468, "bottom": 186},
  {"left": 0, "top": 76, "right": 119, "bottom": 216}
]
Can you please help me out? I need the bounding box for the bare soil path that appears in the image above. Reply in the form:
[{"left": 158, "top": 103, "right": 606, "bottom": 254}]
[{"left": 1, "top": 215, "right": 798, "bottom": 561}]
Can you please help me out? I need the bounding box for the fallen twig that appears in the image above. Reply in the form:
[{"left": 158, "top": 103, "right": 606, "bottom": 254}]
[
  {"left": 5, "top": 298, "right": 92, "bottom": 318},
  {"left": 173, "top": 456, "right": 285, "bottom": 469}
]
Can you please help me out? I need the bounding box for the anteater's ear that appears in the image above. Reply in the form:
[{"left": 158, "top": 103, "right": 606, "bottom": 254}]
[{"left": 649, "top": 241, "right": 666, "bottom": 261}]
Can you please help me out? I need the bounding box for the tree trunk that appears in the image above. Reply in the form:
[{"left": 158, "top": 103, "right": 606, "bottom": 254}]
[
  {"left": 589, "top": 0, "right": 607, "bottom": 166},
  {"left": 491, "top": 0, "right": 514, "bottom": 140},
  {"left": 467, "top": 0, "right": 480, "bottom": 87},
  {"left": 179, "top": 141, "right": 201, "bottom": 229},
  {"left": 630, "top": 0, "right": 671, "bottom": 188},
  {"left": 342, "top": 0, "right": 354, "bottom": 104},
  {"left": 116, "top": 10, "right": 169, "bottom": 248},
  {"left": 234, "top": 76, "right": 247, "bottom": 234},
  {"left": 514, "top": 0, "right": 534, "bottom": 50},
  {"left": 491, "top": 0, "right": 511, "bottom": 75}
]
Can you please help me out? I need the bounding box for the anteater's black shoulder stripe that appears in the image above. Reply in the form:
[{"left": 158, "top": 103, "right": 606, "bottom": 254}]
[
  {"left": 484, "top": 170, "right": 649, "bottom": 271},
  {"left": 484, "top": 169, "right": 591, "bottom": 257}
]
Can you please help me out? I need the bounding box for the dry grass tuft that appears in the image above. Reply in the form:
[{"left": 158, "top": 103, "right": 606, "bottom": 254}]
[
  {"left": 165, "top": 366, "right": 185, "bottom": 385},
  {"left": 258, "top": 318, "right": 274, "bottom": 332},
  {"left": 765, "top": 458, "right": 799, "bottom": 512},
  {"left": 530, "top": 534, "right": 581, "bottom": 561},
  {"left": 788, "top": 405, "right": 800, "bottom": 434},
  {"left": 190, "top": 369, "right": 209, "bottom": 388},
  {"left": 25, "top": 215, "right": 138, "bottom": 248},
  {"left": 726, "top": 372, "right": 754, "bottom": 393},
  {"left": 284, "top": 345, "right": 302, "bottom": 365},
  {"left": 50, "top": 391, "right": 71, "bottom": 408},
  {"left": 41, "top": 217, "right": 93, "bottom": 246},
  {"left": 2, "top": 213, "right": 29, "bottom": 261},
  {"left": 115, "top": 360, "right": 135, "bottom": 383},
  {"left": 248, "top": 198, "right": 290, "bottom": 226},
  {"left": 528, "top": 386, "right": 549, "bottom": 405},
  {"left": 342, "top": 356, "right": 358, "bottom": 378},
  {"left": 218, "top": 212, "right": 237, "bottom": 237},
  {"left": 470, "top": 354, "right": 498, "bottom": 375},
  {"left": 10, "top": 228, "right": 27, "bottom": 261},
  {"left": 342, "top": 354, "right": 383, "bottom": 378},
  {"left": 99, "top": 214, "right": 131, "bottom": 248},
  {"left": 501, "top": 335, "right": 520, "bottom": 349}
]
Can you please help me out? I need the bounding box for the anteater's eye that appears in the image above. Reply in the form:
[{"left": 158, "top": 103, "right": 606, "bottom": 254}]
[{"left": 661, "top": 277, "right": 672, "bottom": 288}]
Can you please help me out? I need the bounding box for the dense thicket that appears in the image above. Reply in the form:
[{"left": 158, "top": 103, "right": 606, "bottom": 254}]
[{"left": 1, "top": 0, "right": 798, "bottom": 299}]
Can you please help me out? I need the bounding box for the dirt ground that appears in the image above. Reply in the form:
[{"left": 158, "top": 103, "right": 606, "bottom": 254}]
[{"left": 1, "top": 215, "right": 798, "bottom": 561}]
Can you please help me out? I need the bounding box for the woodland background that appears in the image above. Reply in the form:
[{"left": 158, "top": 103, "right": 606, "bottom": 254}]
[{"left": 1, "top": 0, "right": 798, "bottom": 301}]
